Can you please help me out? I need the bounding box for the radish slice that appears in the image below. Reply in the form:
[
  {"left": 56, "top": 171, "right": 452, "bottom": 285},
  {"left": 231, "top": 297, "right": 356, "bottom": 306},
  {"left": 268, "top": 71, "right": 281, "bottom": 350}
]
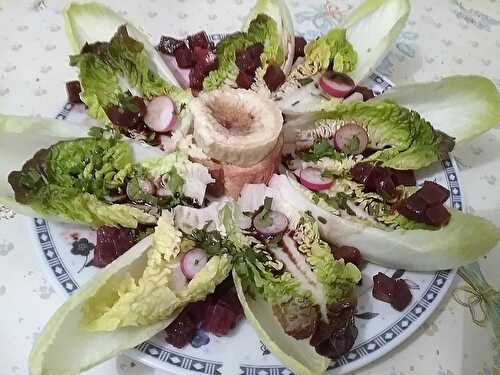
[
  {"left": 144, "top": 96, "right": 177, "bottom": 133},
  {"left": 299, "top": 167, "right": 334, "bottom": 191},
  {"left": 343, "top": 92, "right": 364, "bottom": 103},
  {"left": 319, "top": 71, "right": 355, "bottom": 98},
  {"left": 334, "top": 123, "right": 369, "bottom": 155},
  {"left": 181, "top": 248, "right": 208, "bottom": 280},
  {"left": 253, "top": 210, "right": 289, "bottom": 235}
]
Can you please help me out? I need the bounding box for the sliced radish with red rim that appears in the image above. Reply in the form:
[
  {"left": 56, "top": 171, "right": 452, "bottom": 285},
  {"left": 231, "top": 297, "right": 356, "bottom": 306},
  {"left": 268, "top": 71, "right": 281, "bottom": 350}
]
[
  {"left": 181, "top": 248, "right": 208, "bottom": 280},
  {"left": 144, "top": 96, "right": 177, "bottom": 133},
  {"left": 319, "top": 71, "right": 355, "bottom": 98},
  {"left": 334, "top": 123, "right": 368, "bottom": 155},
  {"left": 253, "top": 210, "right": 289, "bottom": 235},
  {"left": 299, "top": 167, "right": 334, "bottom": 191}
]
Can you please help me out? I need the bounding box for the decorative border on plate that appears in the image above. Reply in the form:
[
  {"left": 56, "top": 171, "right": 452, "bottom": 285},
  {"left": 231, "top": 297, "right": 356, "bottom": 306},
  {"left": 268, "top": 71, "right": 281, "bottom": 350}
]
[{"left": 35, "top": 71, "right": 458, "bottom": 375}]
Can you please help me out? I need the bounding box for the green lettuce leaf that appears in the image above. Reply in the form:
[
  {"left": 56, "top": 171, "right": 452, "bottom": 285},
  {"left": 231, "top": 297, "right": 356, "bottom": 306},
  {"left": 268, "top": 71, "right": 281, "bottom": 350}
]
[
  {"left": 301, "top": 28, "right": 357, "bottom": 77},
  {"left": 341, "top": 0, "right": 410, "bottom": 82},
  {"left": 374, "top": 75, "right": 500, "bottom": 143},
  {"left": 287, "top": 101, "right": 455, "bottom": 170},
  {"left": 270, "top": 174, "right": 500, "bottom": 271},
  {"left": 295, "top": 214, "right": 361, "bottom": 304}
]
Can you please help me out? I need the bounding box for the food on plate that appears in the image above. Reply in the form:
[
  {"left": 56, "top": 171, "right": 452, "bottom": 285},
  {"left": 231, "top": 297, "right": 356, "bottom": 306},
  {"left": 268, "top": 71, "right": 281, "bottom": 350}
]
[
  {"left": 64, "top": 3, "right": 191, "bottom": 144},
  {"left": 276, "top": 0, "right": 410, "bottom": 113},
  {"left": 189, "top": 88, "right": 284, "bottom": 197},
  {"left": 164, "top": 276, "right": 244, "bottom": 347},
  {"left": 268, "top": 173, "right": 500, "bottom": 271},
  {"left": 372, "top": 272, "right": 412, "bottom": 311},
  {"left": 160, "top": 0, "right": 295, "bottom": 94},
  {"left": 0, "top": 115, "right": 213, "bottom": 228},
  {"left": 233, "top": 183, "right": 362, "bottom": 374},
  {"left": 29, "top": 202, "right": 240, "bottom": 375}
]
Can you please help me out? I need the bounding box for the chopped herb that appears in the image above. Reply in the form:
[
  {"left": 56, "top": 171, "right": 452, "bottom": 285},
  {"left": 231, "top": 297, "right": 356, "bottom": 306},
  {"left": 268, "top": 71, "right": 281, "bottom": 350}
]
[
  {"left": 315, "top": 191, "right": 356, "bottom": 216},
  {"left": 291, "top": 100, "right": 300, "bottom": 107},
  {"left": 300, "top": 139, "right": 343, "bottom": 162},
  {"left": 259, "top": 197, "right": 274, "bottom": 227},
  {"left": 298, "top": 77, "right": 314, "bottom": 86},
  {"left": 318, "top": 216, "right": 327, "bottom": 224},
  {"left": 167, "top": 167, "right": 184, "bottom": 194}
]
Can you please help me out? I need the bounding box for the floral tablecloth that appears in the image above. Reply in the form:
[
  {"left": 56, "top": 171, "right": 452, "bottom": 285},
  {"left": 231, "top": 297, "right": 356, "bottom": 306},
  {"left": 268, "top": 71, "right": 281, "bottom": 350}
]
[{"left": 0, "top": 0, "right": 499, "bottom": 374}]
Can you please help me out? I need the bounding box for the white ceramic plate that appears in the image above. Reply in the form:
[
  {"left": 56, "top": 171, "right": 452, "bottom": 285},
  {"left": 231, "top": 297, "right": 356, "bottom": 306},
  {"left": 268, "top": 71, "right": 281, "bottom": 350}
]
[{"left": 32, "top": 70, "right": 459, "bottom": 375}]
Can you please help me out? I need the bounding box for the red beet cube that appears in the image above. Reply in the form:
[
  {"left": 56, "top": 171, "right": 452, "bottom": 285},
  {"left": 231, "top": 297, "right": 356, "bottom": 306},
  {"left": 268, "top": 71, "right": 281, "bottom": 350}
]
[
  {"left": 93, "top": 226, "right": 138, "bottom": 267},
  {"left": 372, "top": 272, "right": 396, "bottom": 303},
  {"left": 294, "top": 36, "right": 307, "bottom": 61},
  {"left": 424, "top": 204, "right": 451, "bottom": 227},
  {"left": 188, "top": 31, "right": 210, "bottom": 50},
  {"left": 332, "top": 246, "right": 363, "bottom": 268},
  {"left": 365, "top": 167, "right": 390, "bottom": 192},
  {"left": 236, "top": 70, "right": 254, "bottom": 89},
  {"left": 201, "top": 303, "right": 241, "bottom": 336},
  {"left": 159, "top": 36, "right": 186, "bottom": 55},
  {"left": 350, "top": 162, "right": 374, "bottom": 185},
  {"left": 397, "top": 194, "right": 427, "bottom": 222},
  {"left": 391, "top": 279, "right": 412, "bottom": 311},
  {"left": 189, "top": 67, "right": 205, "bottom": 91},
  {"left": 164, "top": 309, "right": 197, "bottom": 348},
  {"left": 263, "top": 64, "right": 286, "bottom": 91},
  {"left": 174, "top": 45, "right": 195, "bottom": 69},
  {"left": 185, "top": 296, "right": 213, "bottom": 322},
  {"left": 389, "top": 168, "right": 416, "bottom": 187},
  {"left": 416, "top": 181, "right": 450, "bottom": 205},
  {"left": 66, "top": 80, "right": 82, "bottom": 104},
  {"left": 193, "top": 47, "right": 218, "bottom": 74},
  {"left": 236, "top": 43, "right": 263, "bottom": 74},
  {"left": 217, "top": 290, "right": 244, "bottom": 316}
]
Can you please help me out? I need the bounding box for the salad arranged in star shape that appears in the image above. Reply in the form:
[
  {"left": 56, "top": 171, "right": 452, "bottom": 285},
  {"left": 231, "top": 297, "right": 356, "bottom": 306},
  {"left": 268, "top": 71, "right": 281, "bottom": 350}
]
[{"left": 1, "top": 0, "right": 499, "bottom": 374}]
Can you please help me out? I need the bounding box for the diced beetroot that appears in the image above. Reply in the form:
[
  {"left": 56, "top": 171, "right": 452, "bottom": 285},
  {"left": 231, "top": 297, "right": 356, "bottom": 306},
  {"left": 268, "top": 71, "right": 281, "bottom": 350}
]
[
  {"left": 159, "top": 36, "right": 186, "bottom": 55},
  {"left": 174, "top": 45, "right": 195, "bottom": 69},
  {"left": 217, "top": 289, "right": 244, "bottom": 316},
  {"left": 66, "top": 80, "right": 82, "bottom": 104},
  {"left": 353, "top": 86, "right": 375, "bottom": 101},
  {"left": 236, "top": 70, "right": 254, "bottom": 89},
  {"left": 372, "top": 272, "right": 396, "bottom": 303},
  {"left": 294, "top": 36, "right": 307, "bottom": 61},
  {"left": 416, "top": 181, "right": 450, "bottom": 205},
  {"left": 364, "top": 167, "right": 397, "bottom": 201},
  {"left": 391, "top": 279, "right": 412, "bottom": 311},
  {"left": 185, "top": 296, "right": 214, "bottom": 322},
  {"left": 201, "top": 303, "right": 241, "bottom": 336},
  {"left": 193, "top": 47, "right": 219, "bottom": 75},
  {"left": 164, "top": 310, "right": 197, "bottom": 348},
  {"left": 397, "top": 194, "right": 427, "bottom": 221},
  {"left": 236, "top": 43, "right": 263, "bottom": 74},
  {"left": 332, "top": 246, "right": 363, "bottom": 268},
  {"left": 390, "top": 168, "right": 416, "bottom": 187},
  {"left": 206, "top": 165, "right": 225, "bottom": 197},
  {"left": 188, "top": 31, "right": 210, "bottom": 50},
  {"left": 93, "top": 226, "right": 138, "bottom": 267},
  {"left": 189, "top": 68, "right": 205, "bottom": 91},
  {"left": 350, "top": 162, "right": 374, "bottom": 185},
  {"left": 263, "top": 64, "right": 286, "bottom": 91},
  {"left": 424, "top": 204, "right": 451, "bottom": 226},
  {"left": 105, "top": 96, "right": 146, "bottom": 128}
]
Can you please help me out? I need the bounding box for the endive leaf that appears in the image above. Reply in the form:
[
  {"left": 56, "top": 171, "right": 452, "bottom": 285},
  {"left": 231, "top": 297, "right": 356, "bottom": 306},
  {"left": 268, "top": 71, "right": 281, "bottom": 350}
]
[
  {"left": 269, "top": 174, "right": 500, "bottom": 271},
  {"left": 375, "top": 75, "right": 500, "bottom": 143}
]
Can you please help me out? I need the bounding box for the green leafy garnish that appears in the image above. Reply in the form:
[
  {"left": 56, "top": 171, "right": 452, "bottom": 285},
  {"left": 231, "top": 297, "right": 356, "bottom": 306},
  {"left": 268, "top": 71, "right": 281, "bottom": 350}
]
[
  {"left": 343, "top": 135, "right": 360, "bottom": 155},
  {"left": 300, "top": 139, "right": 343, "bottom": 162}
]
